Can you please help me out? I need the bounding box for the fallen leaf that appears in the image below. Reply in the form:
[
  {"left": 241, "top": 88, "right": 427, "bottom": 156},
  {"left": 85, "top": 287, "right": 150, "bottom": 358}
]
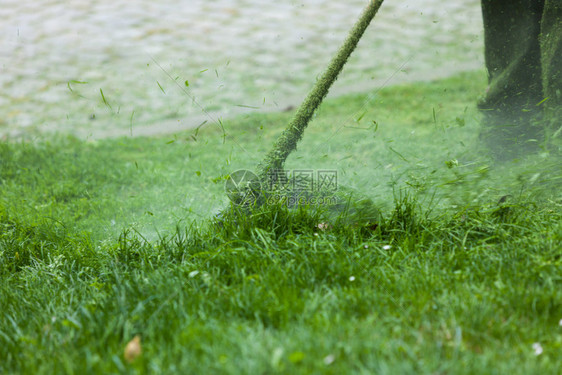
[{"left": 124, "top": 335, "right": 142, "bottom": 363}]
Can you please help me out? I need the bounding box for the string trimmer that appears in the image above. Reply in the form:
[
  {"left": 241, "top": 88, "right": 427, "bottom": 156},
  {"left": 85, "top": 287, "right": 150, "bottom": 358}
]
[{"left": 223, "top": 0, "right": 385, "bottom": 222}]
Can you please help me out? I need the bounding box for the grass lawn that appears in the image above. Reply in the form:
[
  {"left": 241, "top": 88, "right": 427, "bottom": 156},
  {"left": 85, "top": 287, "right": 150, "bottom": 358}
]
[{"left": 1, "top": 71, "right": 561, "bottom": 374}]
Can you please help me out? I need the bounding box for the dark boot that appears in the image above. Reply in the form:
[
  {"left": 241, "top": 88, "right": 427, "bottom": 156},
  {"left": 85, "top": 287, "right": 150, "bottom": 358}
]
[
  {"left": 478, "top": 0, "right": 545, "bottom": 160},
  {"left": 540, "top": 0, "right": 562, "bottom": 150}
]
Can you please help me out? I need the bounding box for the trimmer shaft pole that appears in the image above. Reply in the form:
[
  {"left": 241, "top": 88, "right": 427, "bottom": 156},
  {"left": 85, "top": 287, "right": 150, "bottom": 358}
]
[{"left": 257, "top": 0, "right": 385, "bottom": 182}]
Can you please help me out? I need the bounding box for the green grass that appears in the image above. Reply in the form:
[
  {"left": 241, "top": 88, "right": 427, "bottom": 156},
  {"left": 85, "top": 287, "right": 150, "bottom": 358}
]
[{"left": 1, "top": 71, "right": 562, "bottom": 374}]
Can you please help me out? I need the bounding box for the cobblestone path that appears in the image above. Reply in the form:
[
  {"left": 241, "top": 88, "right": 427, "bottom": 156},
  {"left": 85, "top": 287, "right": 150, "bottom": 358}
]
[{"left": 1, "top": 0, "right": 483, "bottom": 139}]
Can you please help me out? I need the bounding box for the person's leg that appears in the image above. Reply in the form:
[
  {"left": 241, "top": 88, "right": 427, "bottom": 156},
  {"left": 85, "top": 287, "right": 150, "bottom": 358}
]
[
  {"left": 478, "top": 0, "right": 545, "bottom": 159},
  {"left": 540, "top": 0, "right": 562, "bottom": 142}
]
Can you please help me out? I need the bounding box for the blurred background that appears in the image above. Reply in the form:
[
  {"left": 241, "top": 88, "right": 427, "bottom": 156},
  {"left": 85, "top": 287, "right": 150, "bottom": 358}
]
[{"left": 1, "top": 0, "right": 483, "bottom": 139}]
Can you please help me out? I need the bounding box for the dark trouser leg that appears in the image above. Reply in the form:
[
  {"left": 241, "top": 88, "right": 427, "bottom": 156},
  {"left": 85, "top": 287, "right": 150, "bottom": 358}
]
[
  {"left": 540, "top": 0, "right": 562, "bottom": 139},
  {"left": 478, "top": 0, "right": 545, "bottom": 159}
]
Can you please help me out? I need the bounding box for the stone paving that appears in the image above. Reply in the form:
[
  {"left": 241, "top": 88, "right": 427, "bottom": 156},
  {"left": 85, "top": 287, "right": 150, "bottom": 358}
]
[{"left": 1, "top": 0, "right": 483, "bottom": 139}]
